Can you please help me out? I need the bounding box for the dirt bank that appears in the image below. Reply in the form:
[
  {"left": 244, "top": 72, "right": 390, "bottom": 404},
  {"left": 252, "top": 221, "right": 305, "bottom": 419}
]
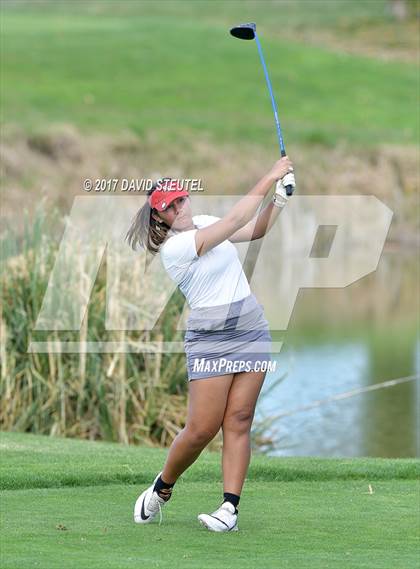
[{"left": 1, "top": 124, "right": 418, "bottom": 246}]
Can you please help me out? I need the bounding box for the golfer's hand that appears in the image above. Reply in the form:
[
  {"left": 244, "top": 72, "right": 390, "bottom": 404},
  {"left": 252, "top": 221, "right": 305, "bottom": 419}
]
[
  {"left": 271, "top": 157, "right": 295, "bottom": 207},
  {"left": 268, "top": 156, "right": 293, "bottom": 182},
  {"left": 273, "top": 173, "right": 296, "bottom": 207}
]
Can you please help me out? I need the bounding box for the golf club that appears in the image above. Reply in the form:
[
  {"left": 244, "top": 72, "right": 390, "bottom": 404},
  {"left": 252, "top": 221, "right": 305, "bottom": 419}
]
[{"left": 230, "top": 22, "right": 295, "bottom": 196}]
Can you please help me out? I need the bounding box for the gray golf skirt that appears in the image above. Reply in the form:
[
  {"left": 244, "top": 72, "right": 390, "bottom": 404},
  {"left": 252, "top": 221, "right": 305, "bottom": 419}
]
[{"left": 184, "top": 292, "right": 272, "bottom": 381}]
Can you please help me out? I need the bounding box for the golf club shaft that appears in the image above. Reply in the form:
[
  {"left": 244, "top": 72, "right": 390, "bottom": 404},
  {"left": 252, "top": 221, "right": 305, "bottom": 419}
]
[
  {"left": 254, "top": 32, "right": 286, "bottom": 157},
  {"left": 230, "top": 22, "right": 294, "bottom": 195}
]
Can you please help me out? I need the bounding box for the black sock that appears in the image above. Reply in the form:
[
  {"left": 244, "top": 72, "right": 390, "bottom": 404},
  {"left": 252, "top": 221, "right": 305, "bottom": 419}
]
[
  {"left": 223, "top": 492, "right": 240, "bottom": 514},
  {"left": 153, "top": 475, "right": 175, "bottom": 502}
]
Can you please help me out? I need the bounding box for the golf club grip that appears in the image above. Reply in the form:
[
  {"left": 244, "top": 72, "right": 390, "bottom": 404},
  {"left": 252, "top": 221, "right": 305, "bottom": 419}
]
[{"left": 282, "top": 150, "right": 294, "bottom": 195}]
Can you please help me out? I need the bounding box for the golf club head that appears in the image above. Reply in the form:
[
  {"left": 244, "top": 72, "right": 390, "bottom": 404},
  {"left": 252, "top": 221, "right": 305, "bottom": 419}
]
[{"left": 230, "top": 22, "right": 256, "bottom": 40}]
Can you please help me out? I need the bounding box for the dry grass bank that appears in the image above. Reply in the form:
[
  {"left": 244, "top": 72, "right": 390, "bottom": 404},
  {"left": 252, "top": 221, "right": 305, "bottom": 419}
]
[{"left": 1, "top": 124, "right": 418, "bottom": 245}]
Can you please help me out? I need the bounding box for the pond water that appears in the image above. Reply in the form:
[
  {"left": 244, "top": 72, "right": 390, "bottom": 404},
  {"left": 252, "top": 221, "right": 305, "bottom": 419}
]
[{"left": 255, "top": 249, "right": 419, "bottom": 458}]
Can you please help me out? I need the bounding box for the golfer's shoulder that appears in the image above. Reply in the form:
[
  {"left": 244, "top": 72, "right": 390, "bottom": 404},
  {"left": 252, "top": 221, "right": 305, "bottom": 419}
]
[
  {"left": 160, "top": 215, "right": 222, "bottom": 263},
  {"left": 193, "top": 214, "right": 222, "bottom": 229},
  {"left": 160, "top": 229, "right": 197, "bottom": 265}
]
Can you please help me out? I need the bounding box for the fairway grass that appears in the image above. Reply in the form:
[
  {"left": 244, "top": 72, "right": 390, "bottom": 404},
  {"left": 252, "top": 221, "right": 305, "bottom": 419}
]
[
  {"left": 1, "top": 432, "right": 419, "bottom": 568},
  {"left": 2, "top": 481, "right": 418, "bottom": 569},
  {"left": 1, "top": 1, "right": 418, "bottom": 147}
]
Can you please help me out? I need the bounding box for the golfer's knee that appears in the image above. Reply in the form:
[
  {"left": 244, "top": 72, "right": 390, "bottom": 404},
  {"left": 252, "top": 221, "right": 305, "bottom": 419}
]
[
  {"left": 184, "top": 423, "right": 219, "bottom": 448},
  {"left": 222, "top": 409, "right": 254, "bottom": 435}
]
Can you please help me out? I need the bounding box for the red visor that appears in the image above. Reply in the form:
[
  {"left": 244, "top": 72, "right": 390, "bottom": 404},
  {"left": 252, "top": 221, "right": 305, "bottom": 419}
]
[{"left": 148, "top": 180, "right": 189, "bottom": 212}]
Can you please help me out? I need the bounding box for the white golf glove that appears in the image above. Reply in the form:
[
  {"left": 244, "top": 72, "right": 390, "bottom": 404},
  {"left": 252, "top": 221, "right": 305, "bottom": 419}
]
[{"left": 272, "top": 171, "right": 296, "bottom": 208}]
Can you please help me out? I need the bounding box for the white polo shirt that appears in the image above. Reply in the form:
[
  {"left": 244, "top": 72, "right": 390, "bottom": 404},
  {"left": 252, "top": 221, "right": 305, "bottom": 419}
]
[{"left": 160, "top": 214, "right": 251, "bottom": 309}]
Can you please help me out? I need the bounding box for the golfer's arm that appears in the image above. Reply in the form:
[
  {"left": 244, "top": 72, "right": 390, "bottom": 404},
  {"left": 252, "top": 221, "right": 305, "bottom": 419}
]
[
  {"left": 228, "top": 173, "right": 275, "bottom": 227},
  {"left": 229, "top": 199, "right": 281, "bottom": 242},
  {"left": 195, "top": 173, "right": 275, "bottom": 256}
]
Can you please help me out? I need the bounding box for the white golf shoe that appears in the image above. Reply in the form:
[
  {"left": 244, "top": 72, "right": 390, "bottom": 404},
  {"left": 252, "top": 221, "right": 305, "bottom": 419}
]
[
  {"left": 134, "top": 471, "right": 168, "bottom": 526},
  {"left": 198, "top": 501, "right": 239, "bottom": 532}
]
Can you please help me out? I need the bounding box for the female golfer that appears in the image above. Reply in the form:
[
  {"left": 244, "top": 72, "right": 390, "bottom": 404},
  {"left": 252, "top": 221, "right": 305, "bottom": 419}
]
[{"left": 126, "top": 155, "right": 294, "bottom": 532}]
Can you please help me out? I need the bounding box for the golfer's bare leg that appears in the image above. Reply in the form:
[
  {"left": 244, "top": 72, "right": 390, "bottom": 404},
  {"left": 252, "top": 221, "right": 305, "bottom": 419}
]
[
  {"left": 161, "top": 374, "right": 234, "bottom": 483},
  {"left": 221, "top": 370, "right": 266, "bottom": 496}
]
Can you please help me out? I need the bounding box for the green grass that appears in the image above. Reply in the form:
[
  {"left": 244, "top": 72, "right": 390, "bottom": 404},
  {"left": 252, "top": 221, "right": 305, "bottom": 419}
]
[
  {"left": 1, "top": 432, "right": 419, "bottom": 568},
  {"left": 1, "top": 432, "right": 419, "bottom": 490},
  {"left": 2, "top": 481, "right": 419, "bottom": 569},
  {"left": 1, "top": 1, "right": 418, "bottom": 147}
]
